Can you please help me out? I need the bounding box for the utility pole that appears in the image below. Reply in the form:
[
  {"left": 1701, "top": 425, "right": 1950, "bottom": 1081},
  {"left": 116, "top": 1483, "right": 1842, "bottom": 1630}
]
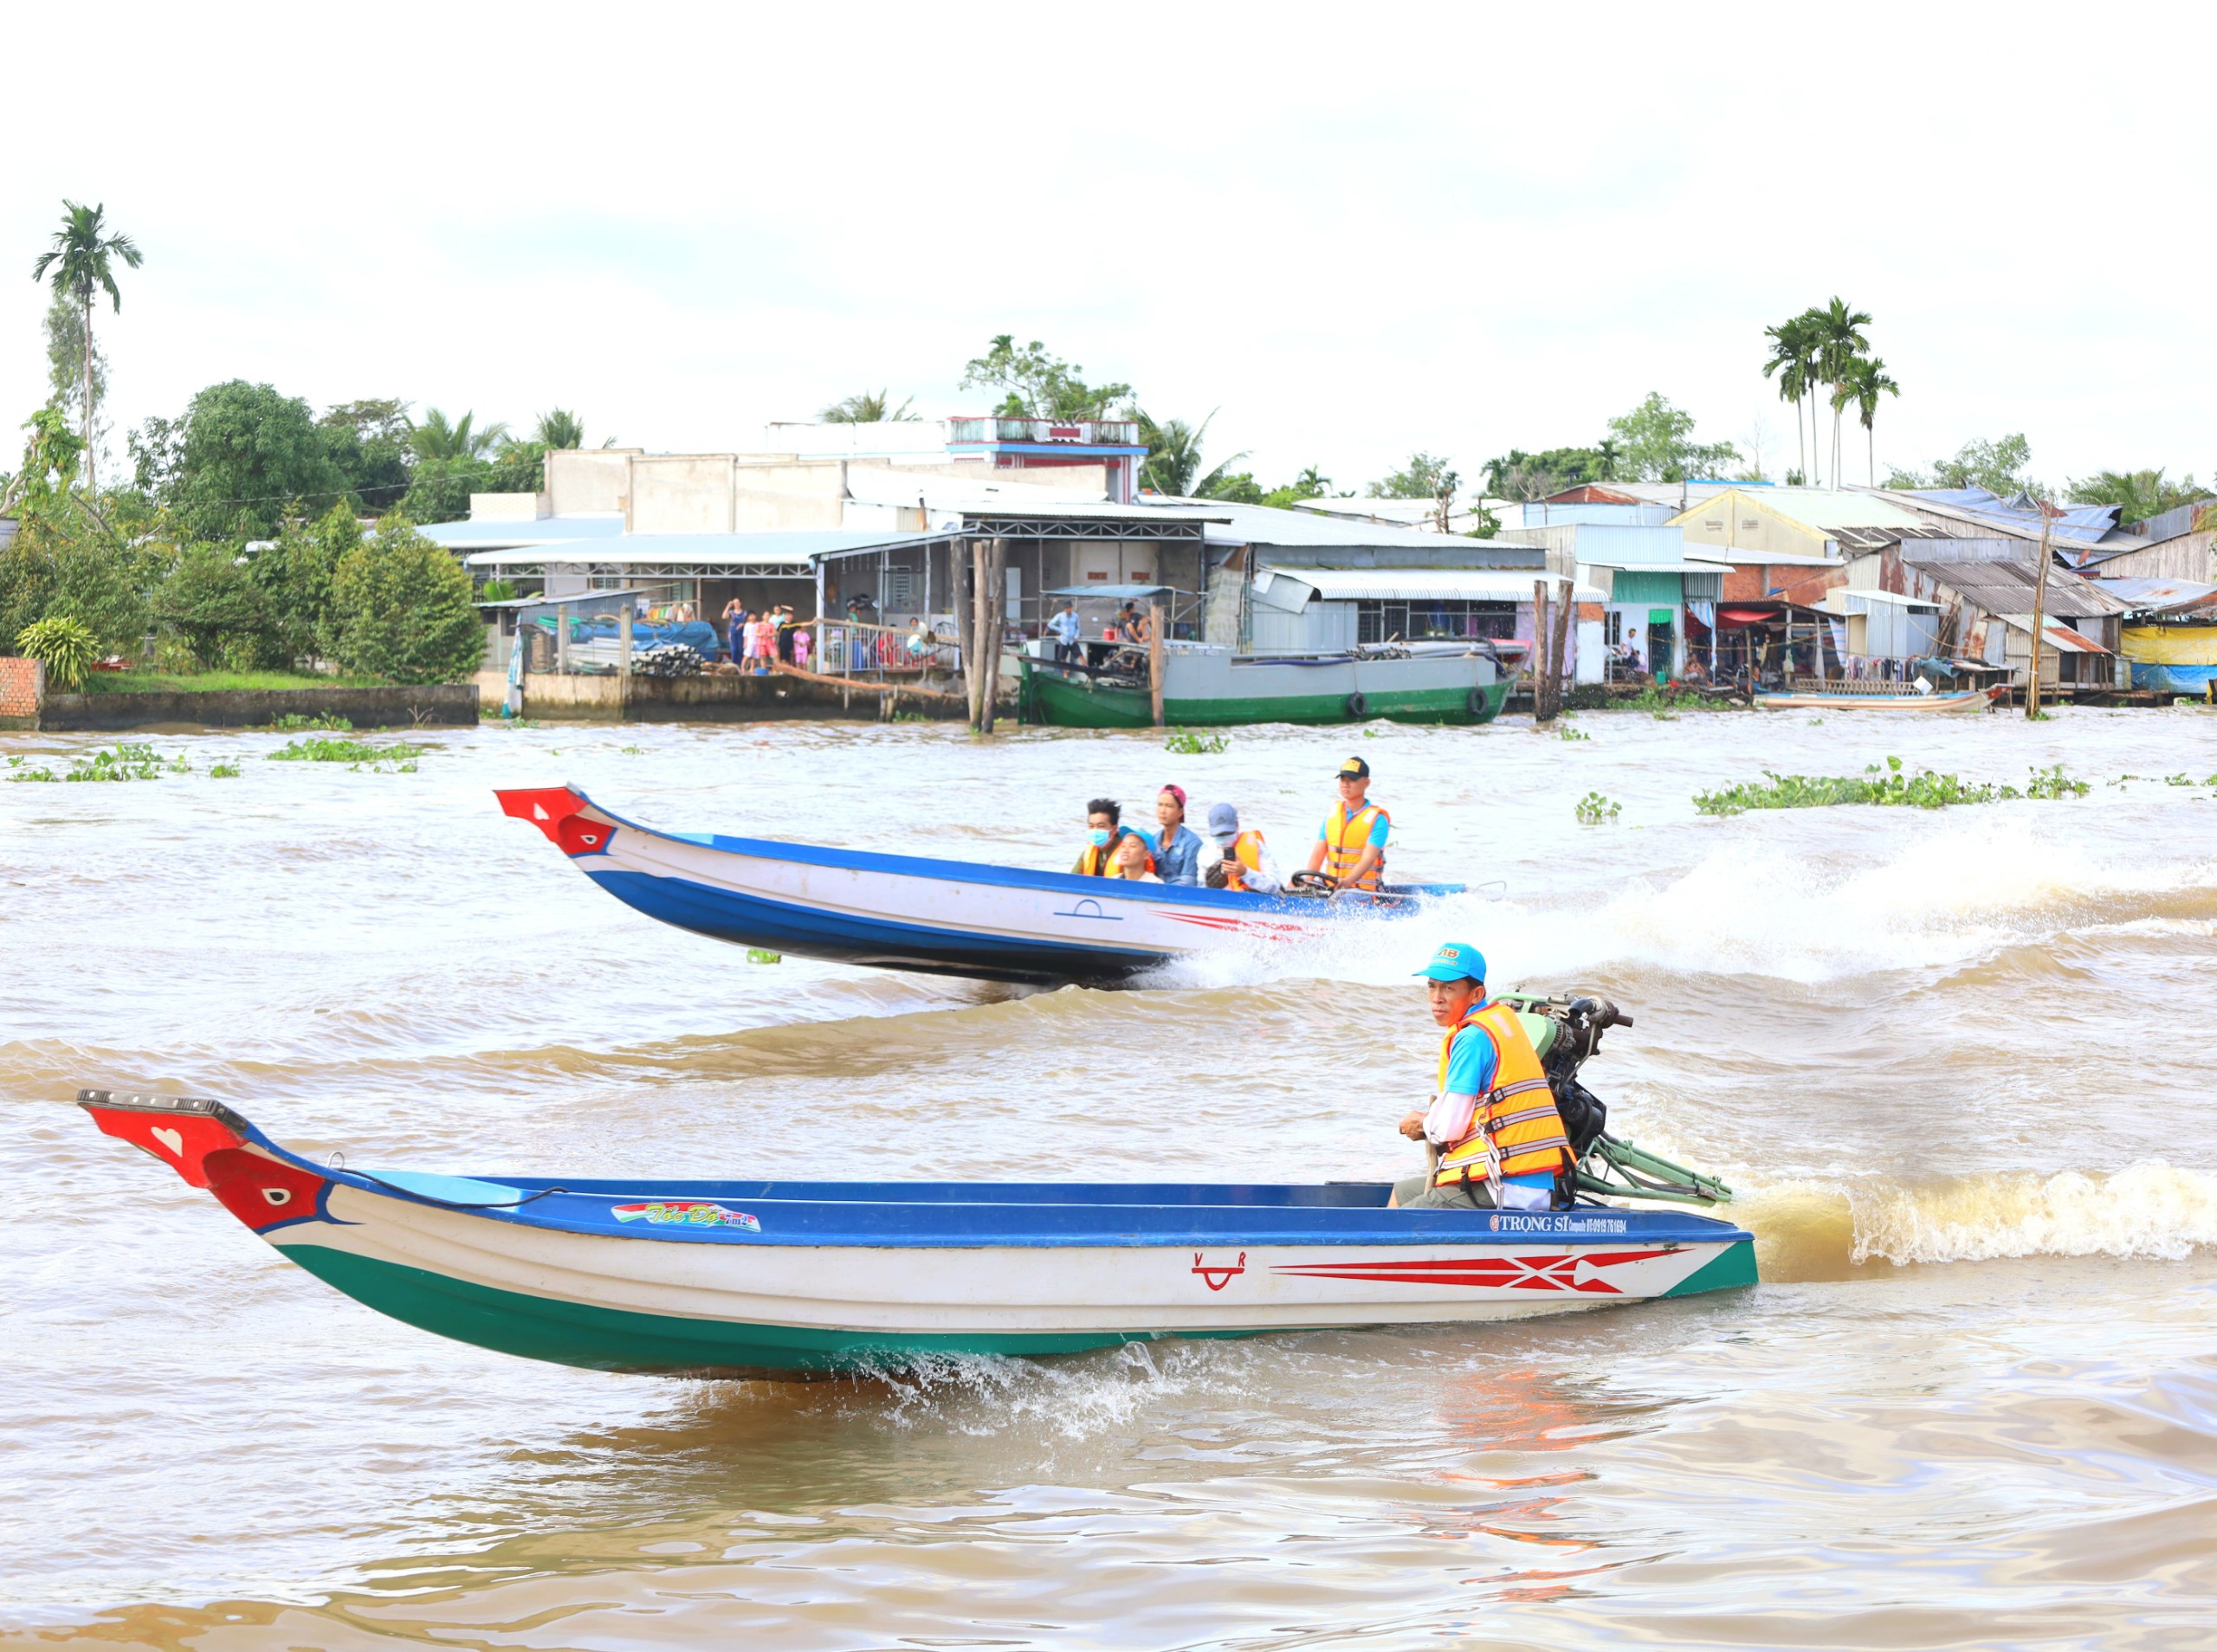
[{"left": 2025, "top": 501, "right": 2054, "bottom": 719}]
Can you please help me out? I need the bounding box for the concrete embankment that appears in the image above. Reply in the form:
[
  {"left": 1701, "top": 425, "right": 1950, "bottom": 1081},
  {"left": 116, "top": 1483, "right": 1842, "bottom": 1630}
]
[
  {"left": 475, "top": 665, "right": 972, "bottom": 722},
  {"left": 32, "top": 683, "right": 479, "bottom": 731}
]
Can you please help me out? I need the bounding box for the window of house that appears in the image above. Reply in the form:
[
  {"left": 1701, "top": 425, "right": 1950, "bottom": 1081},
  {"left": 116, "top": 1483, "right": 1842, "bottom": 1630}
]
[
  {"left": 1742, "top": 519, "right": 1761, "bottom": 531},
  {"left": 1355, "top": 599, "right": 1517, "bottom": 644},
  {"left": 885, "top": 565, "right": 915, "bottom": 607}
]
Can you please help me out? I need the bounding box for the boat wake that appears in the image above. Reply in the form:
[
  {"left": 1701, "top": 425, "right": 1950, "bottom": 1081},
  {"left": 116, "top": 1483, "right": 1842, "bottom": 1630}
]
[
  {"left": 1742, "top": 1161, "right": 2217, "bottom": 1281},
  {"left": 1151, "top": 820, "right": 2217, "bottom": 991}
]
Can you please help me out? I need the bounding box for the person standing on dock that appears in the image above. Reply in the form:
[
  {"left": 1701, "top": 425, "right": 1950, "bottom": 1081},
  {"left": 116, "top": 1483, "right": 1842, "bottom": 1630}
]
[
  {"left": 1307, "top": 756, "right": 1390, "bottom": 892},
  {"left": 1389, "top": 942, "right": 1570, "bottom": 1212},
  {"left": 1049, "top": 601, "right": 1082, "bottom": 664},
  {"left": 721, "top": 597, "right": 747, "bottom": 666}
]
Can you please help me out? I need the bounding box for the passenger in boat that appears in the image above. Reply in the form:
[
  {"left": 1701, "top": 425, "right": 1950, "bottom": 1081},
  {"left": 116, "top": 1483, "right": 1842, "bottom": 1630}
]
[
  {"left": 1388, "top": 942, "right": 1572, "bottom": 1211},
  {"left": 1201, "top": 803, "right": 1281, "bottom": 894},
  {"left": 1073, "top": 798, "right": 1126, "bottom": 876},
  {"left": 1145, "top": 784, "right": 1202, "bottom": 886},
  {"left": 1305, "top": 756, "right": 1390, "bottom": 893},
  {"left": 1110, "top": 832, "right": 1160, "bottom": 881}
]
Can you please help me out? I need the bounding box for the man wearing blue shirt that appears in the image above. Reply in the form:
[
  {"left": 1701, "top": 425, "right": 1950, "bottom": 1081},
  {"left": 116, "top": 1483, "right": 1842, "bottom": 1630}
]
[{"left": 1047, "top": 601, "right": 1082, "bottom": 663}]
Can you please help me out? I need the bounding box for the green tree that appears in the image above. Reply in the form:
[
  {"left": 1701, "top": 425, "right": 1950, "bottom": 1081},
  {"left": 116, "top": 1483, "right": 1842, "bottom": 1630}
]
[
  {"left": 2067, "top": 468, "right": 2204, "bottom": 525},
  {"left": 158, "top": 542, "right": 277, "bottom": 668},
  {"left": 43, "top": 287, "right": 107, "bottom": 457},
  {"left": 1605, "top": 394, "right": 1739, "bottom": 482},
  {"left": 1762, "top": 312, "right": 1820, "bottom": 487},
  {"left": 322, "top": 516, "right": 483, "bottom": 683},
  {"left": 1133, "top": 409, "right": 1248, "bottom": 497},
  {"left": 818, "top": 390, "right": 916, "bottom": 423},
  {"left": 1809, "top": 297, "right": 1872, "bottom": 487},
  {"left": 1257, "top": 466, "right": 1331, "bottom": 509},
  {"left": 408, "top": 408, "right": 507, "bottom": 464},
  {"left": 1910, "top": 435, "right": 2036, "bottom": 495},
  {"left": 161, "top": 381, "right": 349, "bottom": 540},
  {"left": 533, "top": 408, "right": 591, "bottom": 447},
  {"left": 1482, "top": 447, "right": 1606, "bottom": 500},
  {"left": 959, "top": 336, "right": 1131, "bottom": 420},
  {"left": 2, "top": 406, "right": 85, "bottom": 521},
  {"left": 29, "top": 200, "right": 142, "bottom": 495},
  {"left": 318, "top": 398, "right": 414, "bottom": 512},
  {"left": 1835, "top": 356, "right": 1900, "bottom": 486},
  {"left": 253, "top": 500, "right": 362, "bottom": 664},
  {"left": 1368, "top": 451, "right": 1458, "bottom": 500}
]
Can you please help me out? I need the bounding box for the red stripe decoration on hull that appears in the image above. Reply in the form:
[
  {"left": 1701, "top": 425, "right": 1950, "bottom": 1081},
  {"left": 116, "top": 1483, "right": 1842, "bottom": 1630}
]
[{"left": 1271, "top": 1248, "right": 1681, "bottom": 1295}]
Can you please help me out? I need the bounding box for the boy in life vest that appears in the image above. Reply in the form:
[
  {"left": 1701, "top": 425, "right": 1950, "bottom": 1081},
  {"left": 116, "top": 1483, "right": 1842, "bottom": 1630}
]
[
  {"left": 1072, "top": 798, "right": 1128, "bottom": 876},
  {"left": 1387, "top": 941, "right": 1573, "bottom": 1211},
  {"left": 1305, "top": 755, "right": 1388, "bottom": 892}
]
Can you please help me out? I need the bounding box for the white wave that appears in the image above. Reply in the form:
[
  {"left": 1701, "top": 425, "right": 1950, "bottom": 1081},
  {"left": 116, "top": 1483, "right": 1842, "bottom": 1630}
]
[
  {"left": 1845, "top": 1162, "right": 2217, "bottom": 1267},
  {"left": 1158, "top": 819, "right": 2217, "bottom": 989}
]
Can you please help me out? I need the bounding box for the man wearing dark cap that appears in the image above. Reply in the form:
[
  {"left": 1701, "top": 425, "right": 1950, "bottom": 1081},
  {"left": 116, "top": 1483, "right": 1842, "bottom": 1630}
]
[
  {"left": 1305, "top": 755, "right": 1390, "bottom": 892},
  {"left": 1388, "top": 940, "right": 1572, "bottom": 1210}
]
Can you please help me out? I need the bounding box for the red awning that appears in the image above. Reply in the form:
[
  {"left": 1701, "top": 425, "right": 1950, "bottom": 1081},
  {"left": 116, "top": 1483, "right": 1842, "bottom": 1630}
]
[{"left": 1716, "top": 606, "right": 1779, "bottom": 628}]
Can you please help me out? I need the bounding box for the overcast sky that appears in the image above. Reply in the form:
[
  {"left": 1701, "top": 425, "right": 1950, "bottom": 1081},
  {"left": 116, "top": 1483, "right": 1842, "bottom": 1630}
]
[{"left": 5, "top": 2, "right": 2211, "bottom": 498}]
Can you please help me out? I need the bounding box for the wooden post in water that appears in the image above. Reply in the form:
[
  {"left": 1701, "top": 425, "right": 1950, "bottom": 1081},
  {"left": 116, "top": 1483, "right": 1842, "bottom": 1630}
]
[
  {"left": 617, "top": 605, "right": 633, "bottom": 714},
  {"left": 954, "top": 541, "right": 979, "bottom": 726},
  {"left": 980, "top": 537, "right": 1007, "bottom": 732},
  {"left": 1548, "top": 577, "right": 1573, "bottom": 717},
  {"left": 1147, "top": 601, "right": 1166, "bottom": 727},
  {"left": 1530, "top": 579, "right": 1552, "bottom": 723},
  {"left": 2026, "top": 501, "right": 2054, "bottom": 719}
]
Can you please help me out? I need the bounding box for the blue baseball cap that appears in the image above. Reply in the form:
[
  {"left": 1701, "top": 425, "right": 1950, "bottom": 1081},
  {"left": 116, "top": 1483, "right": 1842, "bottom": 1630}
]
[{"left": 1415, "top": 941, "right": 1486, "bottom": 983}]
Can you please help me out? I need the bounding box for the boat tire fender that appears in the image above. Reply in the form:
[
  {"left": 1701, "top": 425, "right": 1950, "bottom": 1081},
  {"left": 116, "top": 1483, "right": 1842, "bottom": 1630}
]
[
  {"left": 1466, "top": 686, "right": 1488, "bottom": 716},
  {"left": 1346, "top": 691, "right": 1369, "bottom": 719}
]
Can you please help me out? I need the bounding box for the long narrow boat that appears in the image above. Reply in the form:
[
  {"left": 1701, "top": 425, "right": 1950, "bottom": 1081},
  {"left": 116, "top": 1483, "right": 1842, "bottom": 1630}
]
[
  {"left": 1020, "top": 646, "right": 1512, "bottom": 729},
  {"left": 497, "top": 785, "right": 1459, "bottom": 984},
  {"left": 1755, "top": 684, "right": 2006, "bottom": 713},
  {"left": 79, "top": 1091, "right": 1758, "bottom": 1377}
]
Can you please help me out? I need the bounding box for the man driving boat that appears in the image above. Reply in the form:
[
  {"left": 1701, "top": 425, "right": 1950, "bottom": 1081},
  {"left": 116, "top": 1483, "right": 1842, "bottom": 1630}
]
[
  {"left": 1306, "top": 756, "right": 1388, "bottom": 892},
  {"left": 1388, "top": 942, "right": 1573, "bottom": 1211}
]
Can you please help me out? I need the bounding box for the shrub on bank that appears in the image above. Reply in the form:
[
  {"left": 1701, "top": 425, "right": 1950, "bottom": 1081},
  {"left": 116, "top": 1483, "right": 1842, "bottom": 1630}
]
[
  {"left": 157, "top": 542, "right": 276, "bottom": 669},
  {"left": 320, "top": 516, "right": 483, "bottom": 685}
]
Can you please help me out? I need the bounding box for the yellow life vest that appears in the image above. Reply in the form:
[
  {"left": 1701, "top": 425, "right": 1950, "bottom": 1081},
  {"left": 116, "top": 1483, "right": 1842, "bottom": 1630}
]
[
  {"left": 1220, "top": 830, "right": 1266, "bottom": 891},
  {"left": 1322, "top": 802, "right": 1387, "bottom": 890},
  {"left": 1075, "top": 840, "right": 1113, "bottom": 876},
  {"left": 1434, "top": 999, "right": 1571, "bottom": 1190}
]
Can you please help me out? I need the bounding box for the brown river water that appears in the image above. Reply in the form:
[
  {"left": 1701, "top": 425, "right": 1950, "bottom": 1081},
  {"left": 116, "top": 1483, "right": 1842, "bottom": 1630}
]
[{"left": 4, "top": 707, "right": 2216, "bottom": 1649}]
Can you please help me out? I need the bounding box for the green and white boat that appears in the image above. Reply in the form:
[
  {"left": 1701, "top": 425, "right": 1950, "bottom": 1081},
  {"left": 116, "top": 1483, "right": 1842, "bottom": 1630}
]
[{"left": 1021, "top": 644, "right": 1512, "bottom": 729}]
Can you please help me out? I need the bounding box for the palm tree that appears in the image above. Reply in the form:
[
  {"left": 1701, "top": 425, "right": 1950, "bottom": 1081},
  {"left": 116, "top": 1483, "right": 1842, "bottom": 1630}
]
[
  {"left": 1833, "top": 357, "right": 1900, "bottom": 486},
  {"left": 533, "top": 409, "right": 587, "bottom": 449},
  {"left": 1811, "top": 297, "right": 1872, "bottom": 487},
  {"left": 2067, "top": 468, "right": 2204, "bottom": 526},
  {"left": 409, "top": 408, "right": 508, "bottom": 464},
  {"left": 1593, "top": 438, "right": 1623, "bottom": 481},
  {"left": 29, "top": 200, "right": 142, "bottom": 495},
  {"left": 819, "top": 390, "right": 917, "bottom": 423},
  {"left": 1132, "top": 408, "right": 1248, "bottom": 497},
  {"left": 1761, "top": 313, "right": 1817, "bottom": 486}
]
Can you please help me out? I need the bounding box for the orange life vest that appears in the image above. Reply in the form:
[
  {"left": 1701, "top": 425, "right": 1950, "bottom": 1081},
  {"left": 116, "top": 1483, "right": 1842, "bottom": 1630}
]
[
  {"left": 1322, "top": 802, "right": 1387, "bottom": 890},
  {"left": 1076, "top": 832, "right": 1153, "bottom": 878},
  {"left": 1433, "top": 999, "right": 1571, "bottom": 1191},
  {"left": 1219, "top": 830, "right": 1266, "bottom": 891}
]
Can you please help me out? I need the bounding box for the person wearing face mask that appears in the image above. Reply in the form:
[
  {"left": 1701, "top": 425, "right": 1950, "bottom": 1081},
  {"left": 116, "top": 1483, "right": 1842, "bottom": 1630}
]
[{"left": 1072, "top": 798, "right": 1126, "bottom": 876}]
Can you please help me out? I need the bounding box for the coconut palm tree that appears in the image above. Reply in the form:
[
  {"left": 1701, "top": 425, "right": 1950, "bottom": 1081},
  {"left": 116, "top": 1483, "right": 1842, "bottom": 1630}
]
[
  {"left": 533, "top": 409, "right": 587, "bottom": 449},
  {"left": 1132, "top": 409, "right": 1249, "bottom": 498},
  {"left": 819, "top": 390, "right": 917, "bottom": 423},
  {"left": 29, "top": 200, "right": 142, "bottom": 495},
  {"left": 1833, "top": 357, "right": 1900, "bottom": 486},
  {"left": 409, "top": 408, "right": 508, "bottom": 464},
  {"left": 1811, "top": 297, "right": 1872, "bottom": 487},
  {"left": 1762, "top": 313, "right": 1818, "bottom": 486},
  {"left": 2067, "top": 468, "right": 2204, "bottom": 526},
  {"left": 1593, "top": 437, "right": 1623, "bottom": 481}
]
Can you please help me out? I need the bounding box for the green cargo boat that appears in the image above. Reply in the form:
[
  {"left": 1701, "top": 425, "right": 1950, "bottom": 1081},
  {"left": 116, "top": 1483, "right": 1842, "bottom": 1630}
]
[{"left": 1021, "top": 646, "right": 1512, "bottom": 729}]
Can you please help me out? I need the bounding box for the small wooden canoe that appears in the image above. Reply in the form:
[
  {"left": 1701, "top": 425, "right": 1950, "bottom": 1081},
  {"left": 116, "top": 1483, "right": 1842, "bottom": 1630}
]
[
  {"left": 1755, "top": 684, "right": 2005, "bottom": 713},
  {"left": 497, "top": 785, "right": 1459, "bottom": 984},
  {"left": 81, "top": 1091, "right": 1758, "bottom": 1378}
]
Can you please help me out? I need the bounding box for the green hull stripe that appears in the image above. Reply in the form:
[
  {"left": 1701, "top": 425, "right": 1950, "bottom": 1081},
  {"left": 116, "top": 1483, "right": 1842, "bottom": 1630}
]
[
  {"left": 282, "top": 1244, "right": 1255, "bottom": 1375},
  {"left": 1028, "top": 674, "right": 1509, "bottom": 729},
  {"left": 1659, "top": 1240, "right": 1760, "bottom": 1297}
]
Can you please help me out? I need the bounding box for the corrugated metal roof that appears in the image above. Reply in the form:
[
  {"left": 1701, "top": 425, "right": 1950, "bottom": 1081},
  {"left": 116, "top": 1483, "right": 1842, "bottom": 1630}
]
[
  {"left": 423, "top": 514, "right": 627, "bottom": 548},
  {"left": 2095, "top": 577, "right": 2217, "bottom": 614},
  {"left": 1183, "top": 500, "right": 1484, "bottom": 551},
  {"left": 1671, "top": 487, "right": 1929, "bottom": 534},
  {"left": 1819, "top": 588, "right": 1942, "bottom": 613},
  {"left": 1264, "top": 566, "right": 1607, "bottom": 603},
  {"left": 1899, "top": 552, "right": 2129, "bottom": 618}
]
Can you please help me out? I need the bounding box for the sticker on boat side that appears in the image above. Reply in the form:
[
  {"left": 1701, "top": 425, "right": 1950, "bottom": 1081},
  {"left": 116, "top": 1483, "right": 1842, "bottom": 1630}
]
[
  {"left": 1192, "top": 1250, "right": 1246, "bottom": 1290},
  {"left": 611, "top": 1201, "right": 761, "bottom": 1233},
  {"left": 1488, "top": 1214, "right": 1628, "bottom": 1234}
]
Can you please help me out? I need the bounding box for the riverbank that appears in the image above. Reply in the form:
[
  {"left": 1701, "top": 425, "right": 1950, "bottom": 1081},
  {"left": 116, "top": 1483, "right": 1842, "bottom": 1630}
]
[
  {"left": 474, "top": 663, "right": 969, "bottom": 721},
  {"left": 30, "top": 682, "right": 476, "bottom": 731}
]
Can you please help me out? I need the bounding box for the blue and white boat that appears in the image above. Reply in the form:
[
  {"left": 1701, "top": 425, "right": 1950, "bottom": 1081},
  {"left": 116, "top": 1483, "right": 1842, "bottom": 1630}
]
[
  {"left": 81, "top": 1090, "right": 1758, "bottom": 1378},
  {"left": 497, "top": 785, "right": 1460, "bottom": 984}
]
